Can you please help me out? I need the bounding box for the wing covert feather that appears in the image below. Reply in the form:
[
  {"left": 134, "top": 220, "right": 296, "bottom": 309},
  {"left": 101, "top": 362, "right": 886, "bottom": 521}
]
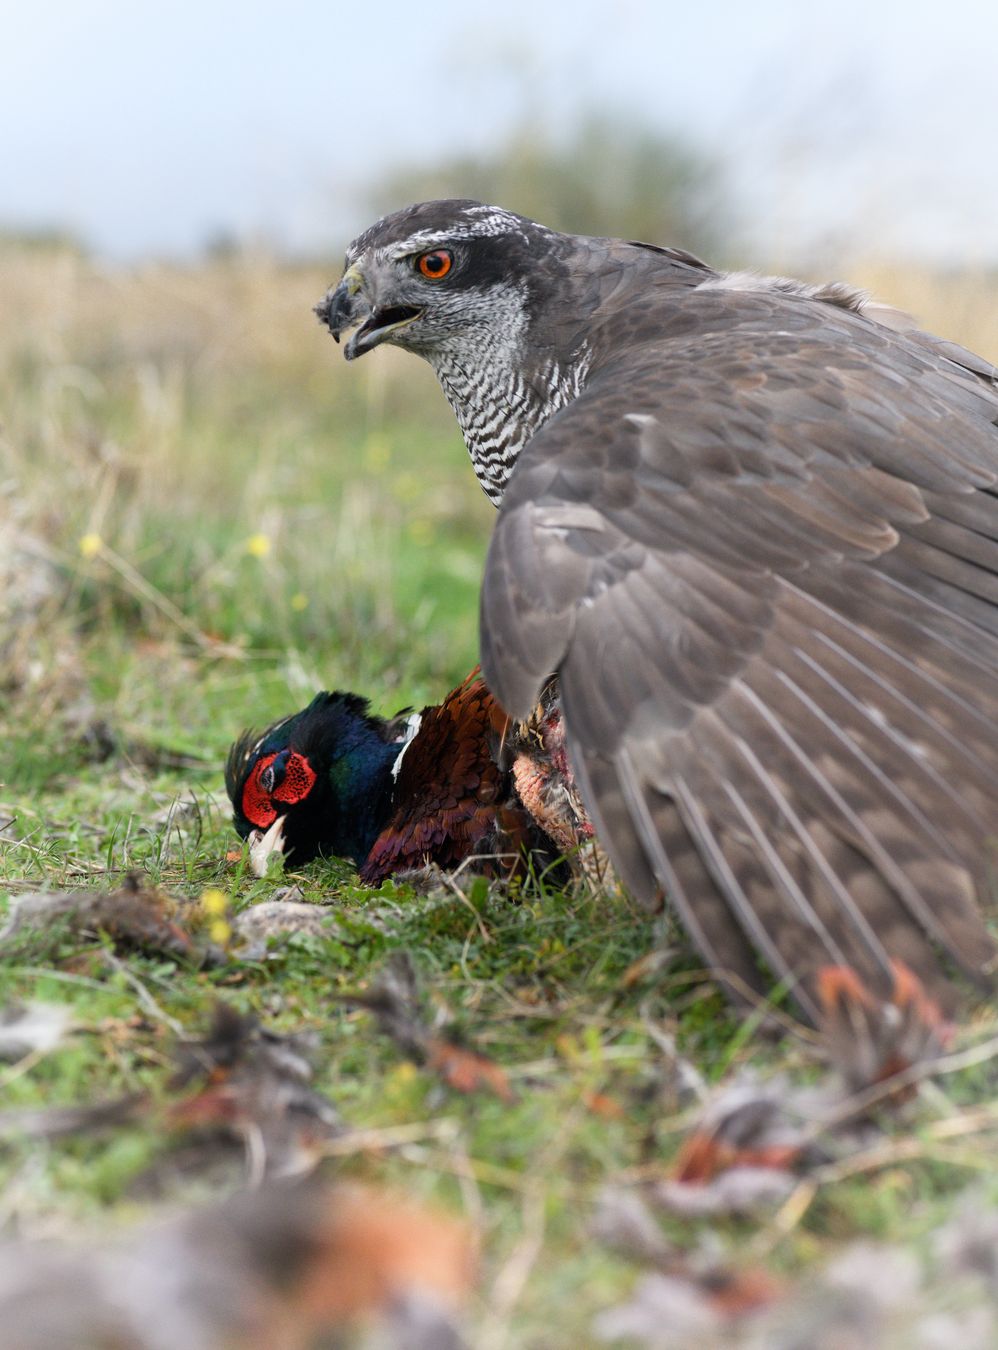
[{"left": 481, "top": 306, "right": 998, "bottom": 1011}]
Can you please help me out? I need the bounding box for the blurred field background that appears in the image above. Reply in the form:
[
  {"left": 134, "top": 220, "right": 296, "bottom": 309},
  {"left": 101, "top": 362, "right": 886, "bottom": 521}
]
[
  {"left": 5, "top": 2, "right": 998, "bottom": 1343},
  {"left": 1, "top": 245, "right": 490, "bottom": 791},
  {"left": 5, "top": 203, "right": 997, "bottom": 809}
]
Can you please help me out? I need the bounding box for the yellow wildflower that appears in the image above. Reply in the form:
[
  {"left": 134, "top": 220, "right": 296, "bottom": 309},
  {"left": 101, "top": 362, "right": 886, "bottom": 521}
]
[
  {"left": 209, "top": 918, "right": 232, "bottom": 946},
  {"left": 200, "top": 887, "right": 228, "bottom": 916},
  {"left": 245, "top": 533, "right": 272, "bottom": 558}
]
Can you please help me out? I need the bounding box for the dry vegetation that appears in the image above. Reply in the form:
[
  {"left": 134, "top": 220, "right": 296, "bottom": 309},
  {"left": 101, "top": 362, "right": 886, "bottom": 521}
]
[{"left": 3, "top": 241, "right": 998, "bottom": 1346}]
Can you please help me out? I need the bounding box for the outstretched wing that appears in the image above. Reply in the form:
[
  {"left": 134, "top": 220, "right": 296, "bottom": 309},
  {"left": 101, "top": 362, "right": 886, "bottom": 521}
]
[{"left": 480, "top": 290, "right": 998, "bottom": 1019}]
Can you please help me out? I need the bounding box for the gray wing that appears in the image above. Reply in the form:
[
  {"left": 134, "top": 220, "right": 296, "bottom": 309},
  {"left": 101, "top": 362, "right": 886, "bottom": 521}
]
[{"left": 480, "top": 296, "right": 998, "bottom": 1020}]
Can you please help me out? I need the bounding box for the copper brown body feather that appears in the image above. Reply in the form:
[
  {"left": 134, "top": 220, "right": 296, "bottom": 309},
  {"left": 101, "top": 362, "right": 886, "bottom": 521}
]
[{"left": 361, "top": 673, "right": 530, "bottom": 882}]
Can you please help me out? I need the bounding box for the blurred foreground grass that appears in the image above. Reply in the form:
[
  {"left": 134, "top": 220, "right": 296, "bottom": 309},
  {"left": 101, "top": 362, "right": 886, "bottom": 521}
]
[{"left": 2, "top": 242, "right": 998, "bottom": 1344}]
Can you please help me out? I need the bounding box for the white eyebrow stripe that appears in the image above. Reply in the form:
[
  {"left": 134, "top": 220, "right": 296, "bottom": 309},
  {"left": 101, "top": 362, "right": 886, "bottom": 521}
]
[
  {"left": 384, "top": 230, "right": 469, "bottom": 259},
  {"left": 353, "top": 208, "right": 555, "bottom": 264}
]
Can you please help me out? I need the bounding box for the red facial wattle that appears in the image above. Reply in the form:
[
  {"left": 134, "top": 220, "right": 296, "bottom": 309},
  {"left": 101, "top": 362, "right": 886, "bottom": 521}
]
[
  {"left": 241, "top": 753, "right": 279, "bottom": 828},
  {"left": 241, "top": 751, "right": 317, "bottom": 829},
  {"left": 272, "top": 751, "right": 317, "bottom": 803}
]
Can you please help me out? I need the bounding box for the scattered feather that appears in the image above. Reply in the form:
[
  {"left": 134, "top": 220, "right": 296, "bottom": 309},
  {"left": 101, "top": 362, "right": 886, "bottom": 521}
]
[
  {"left": 653, "top": 1075, "right": 827, "bottom": 1217},
  {"left": 168, "top": 1003, "right": 342, "bottom": 1178},
  {"left": 0, "top": 1180, "right": 474, "bottom": 1349},
  {"left": 593, "top": 1184, "right": 998, "bottom": 1348},
  {"left": 933, "top": 1195, "right": 998, "bottom": 1293},
  {"left": 590, "top": 1187, "right": 673, "bottom": 1266},
  {"left": 232, "top": 898, "right": 334, "bottom": 957},
  {"left": 595, "top": 1264, "right": 781, "bottom": 1347},
  {"left": 0, "top": 873, "right": 224, "bottom": 966},
  {"left": 594, "top": 1271, "right": 727, "bottom": 1346},
  {"left": 0, "top": 1001, "right": 73, "bottom": 1060},
  {"left": 0, "top": 1094, "right": 145, "bottom": 1141},
  {"left": 424, "top": 1038, "right": 516, "bottom": 1102},
  {"left": 654, "top": 1164, "right": 798, "bottom": 1218},
  {"left": 341, "top": 952, "right": 515, "bottom": 1102},
  {"left": 650, "top": 962, "right": 956, "bottom": 1222}
]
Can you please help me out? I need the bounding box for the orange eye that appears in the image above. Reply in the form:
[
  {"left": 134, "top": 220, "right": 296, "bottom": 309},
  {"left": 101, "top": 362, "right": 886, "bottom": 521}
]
[{"left": 417, "top": 249, "right": 453, "bottom": 279}]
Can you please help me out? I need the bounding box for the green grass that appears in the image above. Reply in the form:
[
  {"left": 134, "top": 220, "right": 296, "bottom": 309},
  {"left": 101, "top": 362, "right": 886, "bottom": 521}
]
[{"left": 3, "top": 244, "right": 998, "bottom": 1344}]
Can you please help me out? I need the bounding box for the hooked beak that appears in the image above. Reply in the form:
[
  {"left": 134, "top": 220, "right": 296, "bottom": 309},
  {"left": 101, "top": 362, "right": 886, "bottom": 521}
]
[
  {"left": 313, "top": 263, "right": 422, "bottom": 360},
  {"left": 247, "top": 816, "right": 286, "bottom": 878}
]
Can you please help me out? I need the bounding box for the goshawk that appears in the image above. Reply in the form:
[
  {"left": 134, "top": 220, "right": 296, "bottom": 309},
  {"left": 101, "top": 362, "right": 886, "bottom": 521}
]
[{"left": 315, "top": 200, "right": 998, "bottom": 1020}]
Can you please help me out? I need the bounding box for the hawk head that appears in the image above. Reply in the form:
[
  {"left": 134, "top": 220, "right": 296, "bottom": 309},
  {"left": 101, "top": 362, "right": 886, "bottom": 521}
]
[
  {"left": 314, "top": 199, "right": 561, "bottom": 361},
  {"left": 315, "top": 200, "right": 712, "bottom": 502},
  {"left": 315, "top": 200, "right": 611, "bottom": 501}
]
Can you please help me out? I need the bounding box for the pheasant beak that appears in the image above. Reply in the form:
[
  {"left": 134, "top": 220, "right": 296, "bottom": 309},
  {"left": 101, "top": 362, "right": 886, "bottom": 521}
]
[
  {"left": 314, "top": 263, "right": 422, "bottom": 361},
  {"left": 247, "top": 815, "right": 286, "bottom": 878}
]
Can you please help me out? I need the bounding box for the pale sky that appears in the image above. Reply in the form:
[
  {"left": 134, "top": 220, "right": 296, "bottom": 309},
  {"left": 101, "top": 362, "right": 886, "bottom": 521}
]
[{"left": 4, "top": 0, "right": 998, "bottom": 262}]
